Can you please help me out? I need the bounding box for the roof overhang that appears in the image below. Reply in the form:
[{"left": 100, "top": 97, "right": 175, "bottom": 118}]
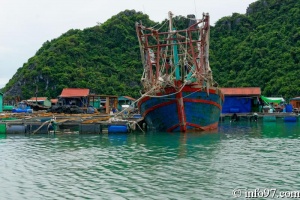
[
  {"left": 291, "top": 97, "right": 300, "bottom": 101},
  {"left": 261, "top": 95, "right": 285, "bottom": 103},
  {"left": 59, "top": 88, "right": 90, "bottom": 98},
  {"left": 220, "top": 87, "right": 261, "bottom": 96}
]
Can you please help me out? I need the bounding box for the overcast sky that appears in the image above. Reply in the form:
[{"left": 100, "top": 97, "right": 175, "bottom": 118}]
[{"left": 0, "top": 0, "right": 257, "bottom": 89}]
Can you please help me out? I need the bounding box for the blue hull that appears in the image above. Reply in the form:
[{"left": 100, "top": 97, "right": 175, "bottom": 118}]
[{"left": 138, "top": 87, "right": 223, "bottom": 132}]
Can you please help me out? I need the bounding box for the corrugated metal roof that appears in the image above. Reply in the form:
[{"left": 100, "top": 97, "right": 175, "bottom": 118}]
[
  {"left": 60, "top": 88, "right": 90, "bottom": 97},
  {"left": 118, "top": 96, "right": 136, "bottom": 101},
  {"left": 291, "top": 97, "right": 300, "bottom": 101},
  {"left": 220, "top": 87, "right": 261, "bottom": 96},
  {"left": 27, "top": 97, "right": 48, "bottom": 101}
]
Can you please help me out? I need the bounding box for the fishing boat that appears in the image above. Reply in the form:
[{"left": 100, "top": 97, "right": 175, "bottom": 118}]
[{"left": 135, "top": 12, "right": 223, "bottom": 132}]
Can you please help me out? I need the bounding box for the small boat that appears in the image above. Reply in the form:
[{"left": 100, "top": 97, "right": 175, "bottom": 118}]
[
  {"left": 135, "top": 12, "right": 223, "bottom": 132},
  {"left": 12, "top": 102, "right": 33, "bottom": 113}
]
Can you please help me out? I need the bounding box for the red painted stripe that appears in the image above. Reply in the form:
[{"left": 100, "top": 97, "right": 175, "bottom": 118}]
[
  {"left": 140, "top": 97, "right": 221, "bottom": 118},
  {"left": 181, "top": 86, "right": 224, "bottom": 101},
  {"left": 138, "top": 96, "right": 150, "bottom": 108},
  {"left": 167, "top": 124, "right": 180, "bottom": 132},
  {"left": 138, "top": 86, "right": 223, "bottom": 108},
  {"left": 184, "top": 98, "right": 222, "bottom": 109},
  {"left": 167, "top": 121, "right": 219, "bottom": 132},
  {"left": 155, "top": 86, "right": 218, "bottom": 95},
  {"left": 153, "top": 85, "right": 220, "bottom": 95},
  {"left": 141, "top": 99, "right": 177, "bottom": 117},
  {"left": 181, "top": 87, "right": 217, "bottom": 94},
  {"left": 186, "top": 122, "right": 218, "bottom": 131},
  {"left": 176, "top": 91, "right": 187, "bottom": 132}
]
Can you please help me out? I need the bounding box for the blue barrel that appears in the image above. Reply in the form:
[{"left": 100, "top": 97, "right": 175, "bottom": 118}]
[
  {"left": 12, "top": 108, "right": 26, "bottom": 113},
  {"left": 12, "top": 108, "right": 33, "bottom": 113},
  {"left": 6, "top": 125, "right": 27, "bottom": 134},
  {"left": 284, "top": 116, "right": 297, "bottom": 122},
  {"left": 286, "top": 104, "right": 293, "bottom": 112},
  {"left": 108, "top": 125, "right": 128, "bottom": 133}
]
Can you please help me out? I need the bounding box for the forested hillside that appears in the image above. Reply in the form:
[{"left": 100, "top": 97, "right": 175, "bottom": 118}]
[
  {"left": 209, "top": 0, "right": 300, "bottom": 99},
  {"left": 3, "top": 10, "right": 154, "bottom": 99},
  {"left": 3, "top": 0, "right": 300, "bottom": 100}
]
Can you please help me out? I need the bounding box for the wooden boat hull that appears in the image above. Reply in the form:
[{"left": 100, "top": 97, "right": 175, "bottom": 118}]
[{"left": 138, "top": 86, "right": 223, "bottom": 132}]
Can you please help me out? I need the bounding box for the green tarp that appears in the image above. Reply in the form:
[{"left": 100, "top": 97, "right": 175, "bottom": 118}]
[{"left": 261, "top": 95, "right": 285, "bottom": 104}]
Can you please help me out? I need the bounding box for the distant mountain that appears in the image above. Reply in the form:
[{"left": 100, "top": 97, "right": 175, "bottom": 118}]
[
  {"left": 3, "top": 10, "right": 154, "bottom": 99},
  {"left": 3, "top": 0, "right": 300, "bottom": 100}
]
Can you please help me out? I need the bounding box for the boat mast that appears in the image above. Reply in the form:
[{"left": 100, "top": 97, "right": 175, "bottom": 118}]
[{"left": 168, "top": 12, "right": 180, "bottom": 82}]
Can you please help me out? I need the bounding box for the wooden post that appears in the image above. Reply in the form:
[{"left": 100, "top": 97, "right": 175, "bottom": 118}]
[
  {"left": 35, "top": 85, "right": 38, "bottom": 105},
  {"left": 106, "top": 97, "right": 110, "bottom": 114}
]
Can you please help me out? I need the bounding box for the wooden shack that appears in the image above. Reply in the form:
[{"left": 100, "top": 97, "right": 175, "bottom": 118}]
[
  {"left": 290, "top": 97, "right": 300, "bottom": 112},
  {"left": 58, "top": 88, "right": 118, "bottom": 114},
  {"left": 58, "top": 88, "right": 90, "bottom": 107},
  {"left": 50, "top": 99, "right": 58, "bottom": 106},
  {"left": 88, "top": 94, "right": 118, "bottom": 114},
  {"left": 220, "top": 87, "right": 261, "bottom": 113},
  {"left": 117, "top": 96, "right": 136, "bottom": 111},
  {"left": 27, "top": 97, "right": 51, "bottom": 107}
]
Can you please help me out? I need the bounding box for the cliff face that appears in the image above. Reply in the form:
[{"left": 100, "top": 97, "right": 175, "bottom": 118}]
[
  {"left": 5, "top": 81, "right": 22, "bottom": 97},
  {"left": 3, "top": 0, "right": 300, "bottom": 100},
  {"left": 246, "top": 0, "right": 269, "bottom": 15}
]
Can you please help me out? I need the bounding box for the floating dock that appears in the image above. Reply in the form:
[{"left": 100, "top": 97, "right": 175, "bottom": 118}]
[
  {"left": 1, "top": 112, "right": 298, "bottom": 135},
  {"left": 0, "top": 112, "right": 145, "bottom": 134},
  {"left": 220, "top": 112, "right": 299, "bottom": 122}
]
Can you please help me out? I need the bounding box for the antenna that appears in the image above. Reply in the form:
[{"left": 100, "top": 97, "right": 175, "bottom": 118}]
[{"left": 194, "top": 0, "right": 197, "bottom": 17}]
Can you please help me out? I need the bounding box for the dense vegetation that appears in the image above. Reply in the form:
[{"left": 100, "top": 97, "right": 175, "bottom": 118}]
[
  {"left": 2, "top": 0, "right": 300, "bottom": 100},
  {"left": 3, "top": 10, "right": 154, "bottom": 99},
  {"left": 210, "top": 0, "right": 300, "bottom": 99}
]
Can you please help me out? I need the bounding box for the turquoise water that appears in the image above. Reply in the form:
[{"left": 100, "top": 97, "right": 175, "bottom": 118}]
[{"left": 1, "top": 120, "right": 300, "bottom": 199}]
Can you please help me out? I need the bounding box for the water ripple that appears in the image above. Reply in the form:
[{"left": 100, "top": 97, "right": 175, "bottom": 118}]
[{"left": 1, "top": 121, "right": 300, "bottom": 199}]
